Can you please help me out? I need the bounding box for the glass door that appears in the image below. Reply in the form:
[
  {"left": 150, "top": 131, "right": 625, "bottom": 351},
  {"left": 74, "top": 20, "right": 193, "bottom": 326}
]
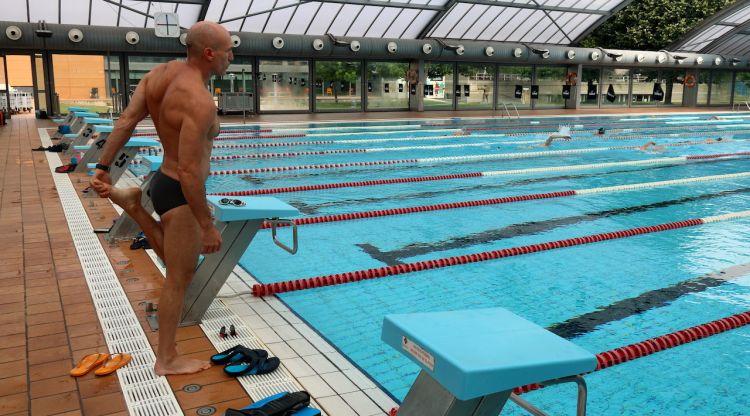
[{"left": 0, "top": 55, "right": 9, "bottom": 120}]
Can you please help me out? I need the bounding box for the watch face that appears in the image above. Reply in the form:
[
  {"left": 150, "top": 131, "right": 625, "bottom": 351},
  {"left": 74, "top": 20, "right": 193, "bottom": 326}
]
[{"left": 154, "top": 12, "right": 180, "bottom": 38}]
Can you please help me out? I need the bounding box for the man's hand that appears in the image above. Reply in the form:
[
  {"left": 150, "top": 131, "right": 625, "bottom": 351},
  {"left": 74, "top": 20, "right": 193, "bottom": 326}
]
[
  {"left": 201, "top": 224, "right": 222, "bottom": 254},
  {"left": 90, "top": 169, "right": 113, "bottom": 198}
]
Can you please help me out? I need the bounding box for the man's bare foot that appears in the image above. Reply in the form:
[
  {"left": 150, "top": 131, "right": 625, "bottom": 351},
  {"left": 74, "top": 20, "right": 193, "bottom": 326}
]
[
  {"left": 109, "top": 186, "right": 142, "bottom": 212},
  {"left": 154, "top": 356, "right": 212, "bottom": 376}
]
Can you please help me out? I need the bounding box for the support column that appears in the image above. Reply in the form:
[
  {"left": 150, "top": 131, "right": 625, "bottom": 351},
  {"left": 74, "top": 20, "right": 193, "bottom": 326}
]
[{"left": 410, "top": 60, "right": 425, "bottom": 112}]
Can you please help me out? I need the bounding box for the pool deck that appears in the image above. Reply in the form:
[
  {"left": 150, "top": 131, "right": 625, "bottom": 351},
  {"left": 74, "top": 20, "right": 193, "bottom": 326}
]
[{"left": 0, "top": 106, "right": 734, "bottom": 416}]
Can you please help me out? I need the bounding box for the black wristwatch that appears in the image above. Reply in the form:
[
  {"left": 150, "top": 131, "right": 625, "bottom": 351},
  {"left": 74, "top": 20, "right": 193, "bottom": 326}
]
[{"left": 95, "top": 163, "right": 110, "bottom": 172}]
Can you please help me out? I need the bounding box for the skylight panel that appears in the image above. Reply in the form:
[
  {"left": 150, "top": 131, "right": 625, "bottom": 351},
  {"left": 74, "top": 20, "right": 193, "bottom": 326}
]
[
  {"left": 565, "top": 13, "right": 599, "bottom": 40},
  {"left": 29, "top": 0, "right": 59, "bottom": 23},
  {"left": 327, "top": 4, "right": 362, "bottom": 36},
  {"left": 381, "top": 8, "right": 419, "bottom": 38},
  {"left": 463, "top": 6, "right": 502, "bottom": 40},
  {"left": 304, "top": 3, "right": 342, "bottom": 35},
  {"left": 61, "top": 0, "right": 90, "bottom": 25},
  {"left": 119, "top": 0, "right": 149, "bottom": 27},
  {"left": 446, "top": 4, "right": 488, "bottom": 39},
  {"left": 285, "top": 2, "right": 319, "bottom": 35},
  {"left": 243, "top": 13, "right": 270, "bottom": 33},
  {"left": 365, "top": 7, "right": 401, "bottom": 38},
  {"left": 205, "top": 0, "right": 227, "bottom": 21},
  {"left": 429, "top": 2, "right": 470, "bottom": 38},
  {"left": 498, "top": 8, "right": 534, "bottom": 41},
  {"left": 346, "top": 5, "right": 381, "bottom": 37},
  {"left": 400, "top": 9, "right": 436, "bottom": 38},
  {"left": 90, "top": 0, "right": 119, "bottom": 26},
  {"left": 265, "top": 1, "right": 297, "bottom": 34}
]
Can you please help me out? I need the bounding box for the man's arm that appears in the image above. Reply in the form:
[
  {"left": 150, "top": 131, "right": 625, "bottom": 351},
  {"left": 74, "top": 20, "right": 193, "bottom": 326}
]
[
  {"left": 97, "top": 77, "right": 150, "bottom": 166},
  {"left": 177, "top": 100, "right": 222, "bottom": 253},
  {"left": 90, "top": 75, "right": 150, "bottom": 197}
]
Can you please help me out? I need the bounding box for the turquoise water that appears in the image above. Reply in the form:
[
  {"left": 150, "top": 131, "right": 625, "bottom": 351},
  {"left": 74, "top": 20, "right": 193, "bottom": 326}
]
[{"left": 171, "top": 114, "right": 750, "bottom": 415}]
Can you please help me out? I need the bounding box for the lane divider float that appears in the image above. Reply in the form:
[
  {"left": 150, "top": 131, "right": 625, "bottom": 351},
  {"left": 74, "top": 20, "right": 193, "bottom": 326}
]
[
  {"left": 256, "top": 171, "right": 750, "bottom": 229},
  {"left": 213, "top": 152, "right": 750, "bottom": 196},
  {"left": 251, "top": 210, "right": 750, "bottom": 296}
]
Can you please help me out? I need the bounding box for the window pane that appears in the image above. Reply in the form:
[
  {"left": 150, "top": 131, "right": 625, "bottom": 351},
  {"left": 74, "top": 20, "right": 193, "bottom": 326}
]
[
  {"left": 366, "top": 61, "right": 409, "bottom": 110},
  {"left": 697, "top": 70, "right": 710, "bottom": 105},
  {"left": 659, "top": 70, "right": 685, "bottom": 106},
  {"left": 53, "top": 54, "right": 111, "bottom": 113},
  {"left": 600, "top": 67, "right": 629, "bottom": 107},
  {"left": 535, "top": 66, "right": 566, "bottom": 108},
  {"left": 734, "top": 72, "right": 750, "bottom": 104},
  {"left": 314, "top": 60, "right": 362, "bottom": 112},
  {"left": 258, "top": 59, "right": 310, "bottom": 112},
  {"left": 425, "top": 62, "right": 454, "bottom": 110},
  {"left": 497, "top": 65, "right": 531, "bottom": 109},
  {"left": 213, "top": 57, "right": 254, "bottom": 114},
  {"left": 580, "top": 66, "right": 600, "bottom": 107},
  {"left": 457, "top": 63, "right": 493, "bottom": 110},
  {"left": 709, "top": 70, "right": 732, "bottom": 105},
  {"left": 630, "top": 69, "right": 659, "bottom": 106}
]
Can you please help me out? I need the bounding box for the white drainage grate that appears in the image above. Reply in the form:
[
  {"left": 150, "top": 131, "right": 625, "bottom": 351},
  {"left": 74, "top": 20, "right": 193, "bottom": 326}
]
[{"left": 40, "top": 128, "right": 182, "bottom": 416}]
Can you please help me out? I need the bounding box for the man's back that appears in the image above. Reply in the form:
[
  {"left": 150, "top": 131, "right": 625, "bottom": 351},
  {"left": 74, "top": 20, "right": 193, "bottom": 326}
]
[{"left": 142, "top": 60, "right": 218, "bottom": 178}]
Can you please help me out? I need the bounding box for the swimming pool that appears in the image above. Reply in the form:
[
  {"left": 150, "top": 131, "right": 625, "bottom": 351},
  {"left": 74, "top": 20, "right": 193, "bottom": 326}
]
[{"left": 154, "top": 114, "right": 750, "bottom": 414}]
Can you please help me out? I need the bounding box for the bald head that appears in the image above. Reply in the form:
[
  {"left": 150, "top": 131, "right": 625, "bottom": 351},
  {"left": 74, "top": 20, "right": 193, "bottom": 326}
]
[{"left": 186, "top": 21, "right": 230, "bottom": 56}]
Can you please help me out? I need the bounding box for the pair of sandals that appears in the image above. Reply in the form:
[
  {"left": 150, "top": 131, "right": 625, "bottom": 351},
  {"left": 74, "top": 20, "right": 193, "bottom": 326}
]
[
  {"left": 32, "top": 143, "right": 68, "bottom": 152},
  {"left": 55, "top": 163, "right": 77, "bottom": 173},
  {"left": 225, "top": 391, "right": 320, "bottom": 416},
  {"left": 211, "top": 344, "right": 280, "bottom": 377},
  {"left": 70, "top": 352, "right": 132, "bottom": 377}
]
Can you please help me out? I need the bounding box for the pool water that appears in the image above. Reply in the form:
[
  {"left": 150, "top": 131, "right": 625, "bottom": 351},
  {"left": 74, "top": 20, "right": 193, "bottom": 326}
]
[{"left": 150, "top": 114, "right": 750, "bottom": 415}]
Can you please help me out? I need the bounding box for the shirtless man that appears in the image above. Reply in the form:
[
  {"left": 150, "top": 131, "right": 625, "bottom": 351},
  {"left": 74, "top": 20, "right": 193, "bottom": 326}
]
[{"left": 90, "top": 21, "right": 232, "bottom": 375}]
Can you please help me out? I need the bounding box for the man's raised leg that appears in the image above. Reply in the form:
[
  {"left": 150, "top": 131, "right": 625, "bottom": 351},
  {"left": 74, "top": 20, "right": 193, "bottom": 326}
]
[
  {"left": 153, "top": 205, "right": 212, "bottom": 375},
  {"left": 108, "top": 186, "right": 165, "bottom": 260}
]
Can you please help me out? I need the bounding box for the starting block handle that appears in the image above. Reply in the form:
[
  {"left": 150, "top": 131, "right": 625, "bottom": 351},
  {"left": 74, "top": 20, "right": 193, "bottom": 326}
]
[
  {"left": 509, "top": 375, "right": 588, "bottom": 416},
  {"left": 268, "top": 218, "right": 298, "bottom": 254}
]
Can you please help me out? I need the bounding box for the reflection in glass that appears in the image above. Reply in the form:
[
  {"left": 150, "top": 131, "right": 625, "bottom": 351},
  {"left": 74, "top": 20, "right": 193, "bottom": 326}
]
[
  {"left": 734, "top": 72, "right": 750, "bottom": 104},
  {"left": 659, "top": 70, "right": 684, "bottom": 106},
  {"left": 497, "top": 66, "right": 531, "bottom": 109},
  {"left": 424, "top": 62, "right": 454, "bottom": 110},
  {"left": 697, "top": 70, "right": 710, "bottom": 105},
  {"left": 366, "top": 61, "right": 409, "bottom": 110},
  {"left": 314, "top": 60, "right": 362, "bottom": 111},
  {"left": 35, "top": 54, "right": 46, "bottom": 111},
  {"left": 213, "top": 57, "right": 254, "bottom": 114},
  {"left": 128, "top": 56, "right": 181, "bottom": 100},
  {"left": 258, "top": 59, "right": 309, "bottom": 112},
  {"left": 630, "top": 69, "right": 659, "bottom": 106},
  {"left": 709, "top": 71, "right": 732, "bottom": 105},
  {"left": 0, "top": 57, "right": 7, "bottom": 114},
  {"left": 601, "top": 67, "right": 629, "bottom": 107},
  {"left": 535, "top": 66, "right": 566, "bottom": 108},
  {"left": 580, "top": 67, "right": 600, "bottom": 107},
  {"left": 457, "top": 63, "right": 493, "bottom": 110}
]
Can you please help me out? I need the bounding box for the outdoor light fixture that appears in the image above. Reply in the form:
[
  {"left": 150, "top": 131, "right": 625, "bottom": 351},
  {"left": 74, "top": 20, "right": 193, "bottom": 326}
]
[
  {"left": 590, "top": 50, "right": 601, "bottom": 61},
  {"left": 566, "top": 50, "right": 576, "bottom": 59},
  {"left": 513, "top": 47, "right": 524, "bottom": 58},
  {"left": 433, "top": 38, "right": 465, "bottom": 55},
  {"left": 731, "top": 57, "right": 741, "bottom": 66},
  {"left": 696, "top": 56, "right": 704, "bottom": 64},
  {"left": 659, "top": 50, "right": 688, "bottom": 64},
  {"left": 525, "top": 44, "right": 550, "bottom": 59},
  {"left": 714, "top": 56, "right": 723, "bottom": 65},
  {"left": 636, "top": 53, "right": 645, "bottom": 62},
  {"left": 597, "top": 47, "right": 622, "bottom": 61}
]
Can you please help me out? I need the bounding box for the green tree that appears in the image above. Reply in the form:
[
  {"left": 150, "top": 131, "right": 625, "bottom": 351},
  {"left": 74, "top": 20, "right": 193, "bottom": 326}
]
[
  {"left": 315, "top": 61, "right": 360, "bottom": 103},
  {"left": 579, "top": 0, "right": 734, "bottom": 50}
]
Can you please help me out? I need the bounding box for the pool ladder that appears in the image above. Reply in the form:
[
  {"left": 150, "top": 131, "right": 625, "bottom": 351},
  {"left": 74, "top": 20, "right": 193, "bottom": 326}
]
[
  {"left": 501, "top": 102, "right": 520, "bottom": 119},
  {"left": 732, "top": 101, "right": 750, "bottom": 111}
]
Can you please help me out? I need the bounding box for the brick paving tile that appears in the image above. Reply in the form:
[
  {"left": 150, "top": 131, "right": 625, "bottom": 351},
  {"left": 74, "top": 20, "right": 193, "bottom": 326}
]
[
  {"left": 30, "top": 390, "right": 80, "bottom": 415},
  {"left": 0, "top": 392, "right": 29, "bottom": 415},
  {"left": 30, "top": 375, "right": 78, "bottom": 399},
  {"left": 81, "top": 391, "right": 127, "bottom": 416}
]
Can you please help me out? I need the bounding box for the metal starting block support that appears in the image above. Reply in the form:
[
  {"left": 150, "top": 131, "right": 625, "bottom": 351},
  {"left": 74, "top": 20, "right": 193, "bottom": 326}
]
[
  {"left": 52, "top": 111, "right": 99, "bottom": 138},
  {"left": 106, "top": 155, "right": 162, "bottom": 242},
  {"left": 179, "top": 196, "right": 299, "bottom": 326},
  {"left": 62, "top": 120, "right": 113, "bottom": 155},
  {"left": 382, "top": 308, "right": 597, "bottom": 416}
]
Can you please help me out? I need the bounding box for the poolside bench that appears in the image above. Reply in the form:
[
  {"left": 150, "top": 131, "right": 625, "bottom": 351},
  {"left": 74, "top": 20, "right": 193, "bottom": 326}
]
[
  {"left": 382, "top": 308, "right": 597, "bottom": 416},
  {"left": 106, "top": 155, "right": 163, "bottom": 241}
]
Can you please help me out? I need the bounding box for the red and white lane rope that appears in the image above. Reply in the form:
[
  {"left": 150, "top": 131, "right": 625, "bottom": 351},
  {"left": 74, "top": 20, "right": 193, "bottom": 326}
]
[
  {"left": 513, "top": 310, "right": 750, "bottom": 395},
  {"left": 213, "top": 133, "right": 306, "bottom": 141},
  {"left": 256, "top": 172, "right": 750, "bottom": 229},
  {"left": 251, "top": 210, "right": 750, "bottom": 296},
  {"left": 209, "top": 142, "right": 498, "bottom": 161},
  {"left": 132, "top": 128, "right": 272, "bottom": 137},
  {"left": 208, "top": 141, "right": 733, "bottom": 176},
  {"left": 213, "top": 152, "right": 750, "bottom": 196}
]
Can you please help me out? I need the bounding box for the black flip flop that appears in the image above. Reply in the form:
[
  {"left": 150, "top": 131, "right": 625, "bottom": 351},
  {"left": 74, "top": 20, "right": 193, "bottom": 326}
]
[
  {"left": 211, "top": 345, "right": 267, "bottom": 365},
  {"left": 224, "top": 354, "right": 279, "bottom": 377}
]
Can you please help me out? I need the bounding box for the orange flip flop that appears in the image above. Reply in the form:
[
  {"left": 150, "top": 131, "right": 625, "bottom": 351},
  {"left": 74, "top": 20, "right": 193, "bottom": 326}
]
[
  {"left": 94, "top": 353, "right": 132, "bottom": 376},
  {"left": 70, "top": 353, "right": 109, "bottom": 377}
]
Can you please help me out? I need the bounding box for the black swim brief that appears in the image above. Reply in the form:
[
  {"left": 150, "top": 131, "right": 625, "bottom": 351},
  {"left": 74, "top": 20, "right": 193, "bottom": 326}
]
[{"left": 149, "top": 169, "right": 188, "bottom": 216}]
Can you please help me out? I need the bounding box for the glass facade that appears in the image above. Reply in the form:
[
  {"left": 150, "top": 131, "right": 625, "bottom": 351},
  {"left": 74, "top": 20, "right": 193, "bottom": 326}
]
[
  {"left": 631, "top": 69, "right": 659, "bottom": 106},
  {"left": 697, "top": 70, "right": 711, "bottom": 105},
  {"left": 258, "top": 59, "right": 309, "bottom": 112},
  {"left": 580, "top": 67, "right": 600, "bottom": 107},
  {"left": 314, "top": 60, "right": 362, "bottom": 112},
  {"left": 535, "top": 66, "right": 566, "bottom": 108},
  {"left": 709, "top": 71, "right": 733, "bottom": 105},
  {"left": 424, "top": 62, "right": 454, "bottom": 110},
  {"left": 366, "top": 61, "right": 409, "bottom": 110},
  {"left": 735, "top": 72, "right": 750, "bottom": 104},
  {"left": 600, "top": 67, "right": 629, "bottom": 107},
  {"left": 659, "top": 69, "right": 684, "bottom": 106},
  {"left": 456, "top": 63, "right": 494, "bottom": 110},
  {"left": 52, "top": 54, "right": 120, "bottom": 114},
  {"left": 497, "top": 65, "right": 531, "bottom": 109}
]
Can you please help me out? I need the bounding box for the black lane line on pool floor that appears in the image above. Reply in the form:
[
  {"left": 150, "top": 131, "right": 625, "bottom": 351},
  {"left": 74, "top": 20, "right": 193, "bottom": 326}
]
[
  {"left": 548, "top": 262, "right": 750, "bottom": 339},
  {"left": 357, "top": 187, "right": 750, "bottom": 266},
  {"left": 286, "top": 159, "right": 746, "bottom": 215}
]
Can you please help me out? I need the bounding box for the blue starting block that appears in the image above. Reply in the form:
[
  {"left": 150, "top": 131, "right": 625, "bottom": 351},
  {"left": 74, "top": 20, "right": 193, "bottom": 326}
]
[
  {"left": 67, "top": 107, "right": 90, "bottom": 112},
  {"left": 76, "top": 138, "right": 160, "bottom": 190},
  {"left": 52, "top": 111, "right": 101, "bottom": 138},
  {"left": 382, "top": 308, "right": 597, "bottom": 416},
  {"left": 179, "top": 196, "right": 299, "bottom": 326},
  {"left": 63, "top": 120, "right": 115, "bottom": 155},
  {"left": 106, "top": 155, "right": 163, "bottom": 242}
]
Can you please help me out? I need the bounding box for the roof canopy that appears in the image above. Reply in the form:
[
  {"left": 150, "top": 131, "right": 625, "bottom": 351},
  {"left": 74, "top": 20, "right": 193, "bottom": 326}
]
[
  {"left": 5, "top": 0, "right": 635, "bottom": 45},
  {"left": 672, "top": 1, "right": 750, "bottom": 56}
]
